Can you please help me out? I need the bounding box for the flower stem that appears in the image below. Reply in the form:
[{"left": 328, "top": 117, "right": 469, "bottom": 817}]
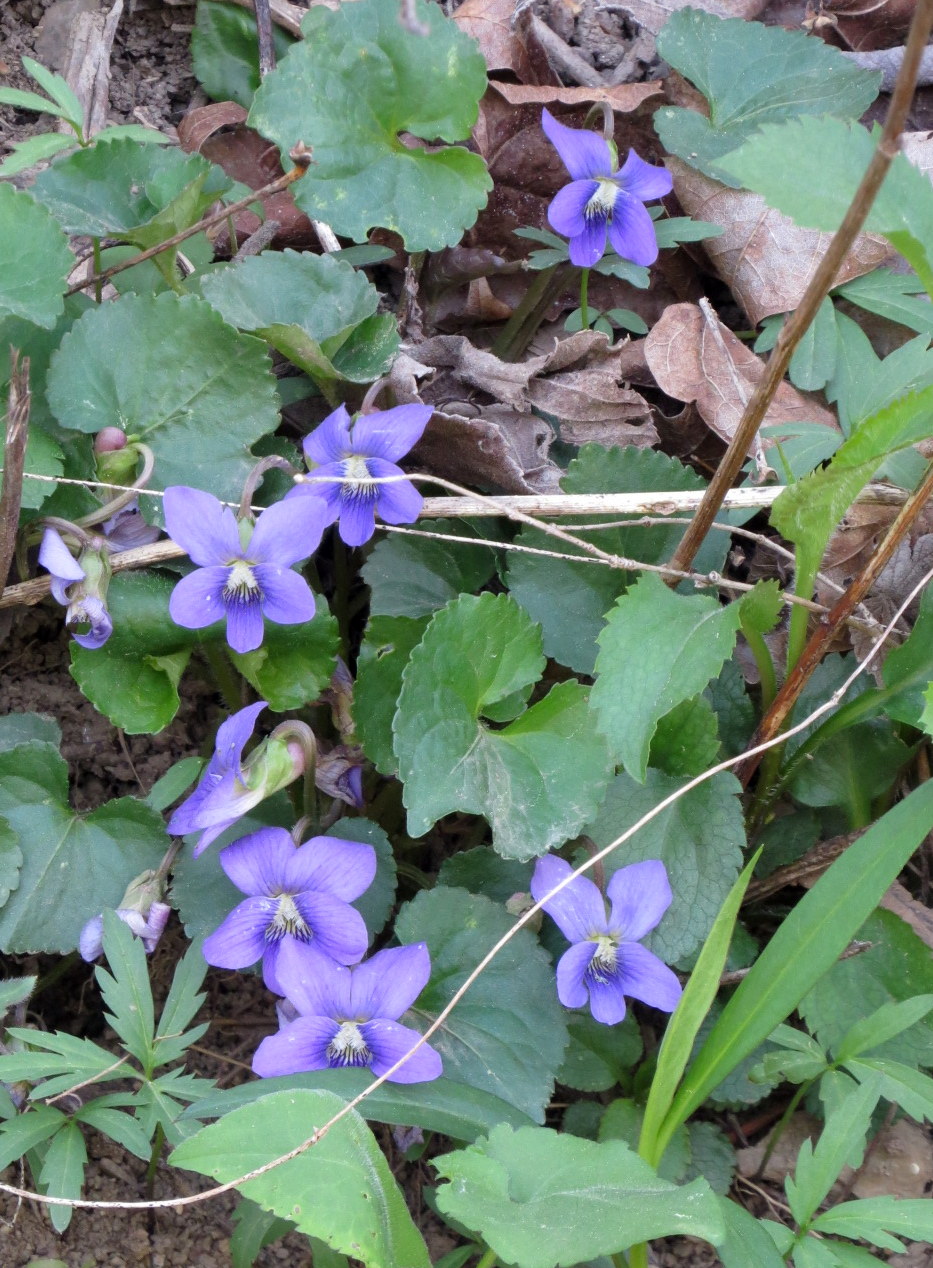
[
  {"left": 474, "top": 1250, "right": 499, "bottom": 1268},
  {"left": 201, "top": 644, "right": 244, "bottom": 715},
  {"left": 579, "top": 267, "right": 590, "bottom": 331}
]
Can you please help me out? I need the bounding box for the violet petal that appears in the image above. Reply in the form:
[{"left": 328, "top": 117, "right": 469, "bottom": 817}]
[
  {"left": 169, "top": 566, "right": 229, "bottom": 630},
  {"left": 607, "top": 193, "right": 660, "bottom": 267},
  {"left": 617, "top": 149, "right": 673, "bottom": 202},
  {"left": 347, "top": 944, "right": 431, "bottom": 1022},
  {"left": 202, "top": 897, "right": 275, "bottom": 968},
  {"left": 283, "top": 836, "right": 377, "bottom": 903},
  {"left": 252, "top": 564, "right": 317, "bottom": 626},
  {"left": 606, "top": 859, "right": 673, "bottom": 943},
  {"left": 336, "top": 492, "right": 378, "bottom": 547},
  {"left": 619, "top": 942, "right": 683, "bottom": 1013},
  {"left": 363, "top": 1019, "right": 442, "bottom": 1083},
  {"left": 247, "top": 497, "right": 329, "bottom": 567},
  {"left": 292, "top": 890, "right": 369, "bottom": 964},
  {"left": 218, "top": 826, "right": 296, "bottom": 897},
  {"left": 555, "top": 940, "right": 597, "bottom": 1011},
  {"left": 547, "top": 179, "right": 598, "bottom": 240},
  {"left": 252, "top": 1016, "right": 337, "bottom": 1078},
  {"left": 163, "top": 486, "right": 241, "bottom": 566},
  {"left": 349, "top": 404, "right": 432, "bottom": 463},
  {"left": 225, "top": 594, "right": 266, "bottom": 654},
  {"left": 303, "top": 405, "right": 353, "bottom": 467},
  {"left": 542, "top": 109, "right": 611, "bottom": 181},
  {"left": 368, "top": 458, "right": 423, "bottom": 525},
  {"left": 531, "top": 855, "right": 607, "bottom": 944},
  {"left": 586, "top": 969, "right": 629, "bottom": 1025}
]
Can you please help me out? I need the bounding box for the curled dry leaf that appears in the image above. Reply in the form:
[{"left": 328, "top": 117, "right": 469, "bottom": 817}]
[
  {"left": 389, "top": 331, "right": 658, "bottom": 491},
  {"left": 177, "top": 103, "right": 315, "bottom": 248},
  {"left": 454, "top": 0, "right": 554, "bottom": 82},
  {"left": 644, "top": 301, "right": 838, "bottom": 450},
  {"left": 611, "top": 0, "right": 768, "bottom": 37},
  {"left": 668, "top": 158, "right": 891, "bottom": 325}
]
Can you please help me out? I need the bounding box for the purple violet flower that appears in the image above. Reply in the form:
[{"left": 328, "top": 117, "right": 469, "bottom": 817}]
[
  {"left": 202, "top": 827, "right": 376, "bottom": 995},
  {"left": 531, "top": 856, "right": 682, "bottom": 1025},
  {"left": 39, "top": 527, "right": 113, "bottom": 649},
  {"left": 79, "top": 902, "right": 171, "bottom": 962},
  {"left": 253, "top": 943, "right": 442, "bottom": 1084},
  {"left": 163, "top": 487, "right": 327, "bottom": 654},
  {"left": 542, "top": 108, "right": 673, "bottom": 269},
  {"left": 289, "top": 403, "right": 432, "bottom": 547},
  {"left": 167, "top": 700, "right": 304, "bottom": 857}
]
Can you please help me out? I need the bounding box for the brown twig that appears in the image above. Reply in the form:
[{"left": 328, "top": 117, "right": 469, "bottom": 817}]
[
  {"left": 0, "top": 352, "right": 30, "bottom": 592},
  {"left": 667, "top": 0, "right": 933, "bottom": 578},
  {"left": 737, "top": 457, "right": 933, "bottom": 785},
  {"left": 64, "top": 146, "right": 312, "bottom": 297},
  {"left": 253, "top": 0, "right": 276, "bottom": 77}
]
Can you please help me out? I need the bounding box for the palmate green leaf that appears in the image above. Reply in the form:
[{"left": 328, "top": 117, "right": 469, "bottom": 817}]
[
  {"left": 192, "top": 0, "right": 295, "bottom": 108},
  {"left": 201, "top": 250, "right": 399, "bottom": 388},
  {"left": 654, "top": 9, "right": 878, "bottom": 185},
  {"left": 230, "top": 602, "right": 339, "bottom": 711},
  {"left": 395, "top": 888, "right": 568, "bottom": 1122},
  {"left": 433, "top": 1124, "right": 723, "bottom": 1268},
  {"left": 0, "top": 1029, "right": 123, "bottom": 1098},
  {"left": 31, "top": 139, "right": 232, "bottom": 241},
  {"left": 659, "top": 779, "right": 933, "bottom": 1138},
  {"left": 184, "top": 1067, "right": 535, "bottom": 1140},
  {"left": 248, "top": 0, "right": 491, "bottom": 250},
  {"left": 0, "top": 742, "right": 168, "bottom": 953},
  {"left": 813, "top": 1196, "right": 933, "bottom": 1252},
  {"left": 96, "top": 911, "right": 155, "bottom": 1069},
  {"left": 506, "top": 445, "right": 724, "bottom": 675},
  {"left": 69, "top": 571, "right": 197, "bottom": 733},
  {"left": 591, "top": 573, "right": 744, "bottom": 781},
  {"left": 170, "top": 1089, "right": 431, "bottom": 1268},
  {"left": 770, "top": 383, "right": 933, "bottom": 599},
  {"left": 21, "top": 56, "right": 85, "bottom": 125},
  {"left": 0, "top": 1105, "right": 68, "bottom": 1173},
  {"left": 845, "top": 1056, "right": 933, "bottom": 1123},
  {"left": 789, "top": 296, "right": 838, "bottom": 391},
  {"left": 394, "top": 594, "right": 612, "bottom": 859},
  {"left": 74, "top": 1103, "right": 152, "bottom": 1161},
  {"left": 584, "top": 771, "right": 745, "bottom": 963},
  {"left": 153, "top": 943, "right": 209, "bottom": 1067},
  {"left": 0, "top": 184, "right": 73, "bottom": 328},
  {"left": 835, "top": 269, "right": 933, "bottom": 336},
  {"left": 801, "top": 910, "right": 933, "bottom": 1069},
  {"left": 47, "top": 292, "right": 280, "bottom": 510},
  {"left": 718, "top": 116, "right": 933, "bottom": 294}
]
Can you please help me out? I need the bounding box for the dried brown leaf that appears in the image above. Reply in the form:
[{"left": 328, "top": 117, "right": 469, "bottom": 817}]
[
  {"left": 644, "top": 301, "right": 838, "bottom": 449},
  {"left": 669, "top": 157, "right": 890, "bottom": 325},
  {"left": 454, "top": 0, "right": 554, "bottom": 81}
]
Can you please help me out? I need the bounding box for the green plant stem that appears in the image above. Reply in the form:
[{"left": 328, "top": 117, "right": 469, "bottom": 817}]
[
  {"left": 333, "top": 537, "right": 351, "bottom": 660},
  {"left": 474, "top": 1250, "right": 498, "bottom": 1268},
  {"left": 625, "top": 1243, "right": 646, "bottom": 1268},
  {"left": 579, "top": 267, "right": 590, "bottom": 331},
  {"left": 491, "top": 263, "right": 568, "bottom": 361},
  {"left": 145, "top": 1121, "right": 165, "bottom": 1198},
  {"left": 92, "top": 237, "right": 103, "bottom": 304},
  {"left": 755, "top": 1078, "right": 815, "bottom": 1180},
  {"left": 741, "top": 621, "right": 777, "bottom": 713},
  {"left": 201, "top": 644, "right": 244, "bottom": 714}
]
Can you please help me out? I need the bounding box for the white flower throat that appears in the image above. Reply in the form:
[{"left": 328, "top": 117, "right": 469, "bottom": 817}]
[
  {"left": 341, "top": 452, "right": 375, "bottom": 491},
  {"left": 587, "top": 933, "right": 620, "bottom": 983},
  {"left": 585, "top": 179, "right": 618, "bottom": 222},
  {"left": 327, "top": 1021, "right": 372, "bottom": 1067},
  {"left": 267, "top": 893, "right": 311, "bottom": 942},
  {"left": 224, "top": 559, "right": 261, "bottom": 602}
]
